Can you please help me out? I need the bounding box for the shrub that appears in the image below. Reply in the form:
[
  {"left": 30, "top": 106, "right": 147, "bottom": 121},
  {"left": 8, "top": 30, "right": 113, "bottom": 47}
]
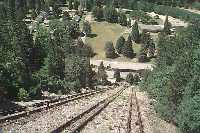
[{"left": 17, "top": 88, "right": 29, "bottom": 101}]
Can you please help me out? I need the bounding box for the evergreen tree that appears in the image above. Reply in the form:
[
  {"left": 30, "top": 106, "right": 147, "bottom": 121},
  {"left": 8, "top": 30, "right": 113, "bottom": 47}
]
[
  {"left": 121, "top": 41, "right": 134, "bottom": 58},
  {"left": 126, "top": 73, "right": 134, "bottom": 85},
  {"left": 119, "top": 12, "right": 127, "bottom": 26},
  {"left": 127, "top": 35, "right": 132, "bottom": 45},
  {"left": 131, "top": 21, "right": 140, "bottom": 43},
  {"left": 148, "top": 39, "right": 156, "bottom": 58},
  {"left": 62, "top": 11, "right": 71, "bottom": 22},
  {"left": 104, "top": 41, "right": 117, "bottom": 58},
  {"left": 116, "top": 36, "right": 125, "bottom": 54},
  {"left": 52, "top": 4, "right": 62, "bottom": 19},
  {"left": 92, "top": 6, "right": 104, "bottom": 21},
  {"left": 82, "top": 21, "right": 92, "bottom": 36},
  {"left": 68, "top": 0, "right": 73, "bottom": 10},
  {"left": 138, "top": 52, "right": 149, "bottom": 63},
  {"left": 114, "top": 69, "right": 121, "bottom": 82},
  {"left": 104, "top": 6, "right": 118, "bottom": 23},
  {"left": 163, "top": 15, "right": 171, "bottom": 35},
  {"left": 97, "top": 62, "right": 108, "bottom": 85},
  {"left": 140, "top": 30, "right": 151, "bottom": 44},
  {"left": 73, "top": 0, "right": 80, "bottom": 10}
]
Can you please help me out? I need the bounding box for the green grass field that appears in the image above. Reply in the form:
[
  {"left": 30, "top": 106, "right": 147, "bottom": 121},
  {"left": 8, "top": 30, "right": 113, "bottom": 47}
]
[{"left": 86, "top": 21, "right": 142, "bottom": 62}]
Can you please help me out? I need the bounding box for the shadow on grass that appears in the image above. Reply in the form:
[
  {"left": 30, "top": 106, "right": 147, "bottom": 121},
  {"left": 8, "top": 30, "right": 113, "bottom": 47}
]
[{"left": 87, "top": 33, "right": 97, "bottom": 38}]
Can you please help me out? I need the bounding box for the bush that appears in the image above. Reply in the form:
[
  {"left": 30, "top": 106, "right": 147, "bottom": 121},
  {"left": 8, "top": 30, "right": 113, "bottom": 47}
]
[{"left": 17, "top": 88, "right": 29, "bottom": 101}]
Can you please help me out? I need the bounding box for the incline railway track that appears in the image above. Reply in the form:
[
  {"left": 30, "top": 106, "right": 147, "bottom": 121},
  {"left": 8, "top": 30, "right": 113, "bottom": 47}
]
[
  {"left": 127, "top": 88, "right": 144, "bottom": 133},
  {"left": 0, "top": 88, "right": 109, "bottom": 125},
  {"left": 50, "top": 87, "right": 126, "bottom": 133}
]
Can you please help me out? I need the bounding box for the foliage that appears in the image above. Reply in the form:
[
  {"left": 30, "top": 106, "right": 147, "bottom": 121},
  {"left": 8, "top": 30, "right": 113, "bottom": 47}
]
[
  {"left": 92, "top": 6, "right": 104, "bottom": 21},
  {"left": 138, "top": 53, "right": 149, "bottom": 63},
  {"left": 114, "top": 69, "right": 121, "bottom": 82},
  {"left": 97, "top": 62, "right": 108, "bottom": 85},
  {"left": 126, "top": 73, "right": 134, "bottom": 85},
  {"left": 116, "top": 36, "right": 125, "bottom": 54},
  {"left": 118, "top": 12, "right": 127, "bottom": 26},
  {"left": 73, "top": 0, "right": 80, "bottom": 10},
  {"left": 163, "top": 15, "right": 171, "bottom": 35},
  {"left": 17, "top": 88, "right": 29, "bottom": 101},
  {"left": 131, "top": 21, "right": 140, "bottom": 43},
  {"left": 104, "top": 41, "right": 117, "bottom": 58},
  {"left": 104, "top": 6, "right": 118, "bottom": 23},
  {"left": 121, "top": 40, "right": 134, "bottom": 59},
  {"left": 141, "top": 20, "right": 200, "bottom": 132},
  {"left": 130, "top": 10, "right": 158, "bottom": 25},
  {"left": 191, "top": 2, "right": 200, "bottom": 10},
  {"left": 82, "top": 21, "right": 92, "bottom": 36}
]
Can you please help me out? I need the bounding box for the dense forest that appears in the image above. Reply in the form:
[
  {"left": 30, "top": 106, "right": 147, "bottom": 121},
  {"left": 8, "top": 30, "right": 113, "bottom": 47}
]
[
  {"left": 141, "top": 19, "right": 200, "bottom": 133},
  {"left": 0, "top": 0, "right": 99, "bottom": 101}
]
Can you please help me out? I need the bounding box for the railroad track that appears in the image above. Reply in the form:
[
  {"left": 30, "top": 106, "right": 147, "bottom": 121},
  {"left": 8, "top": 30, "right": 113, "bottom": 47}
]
[
  {"left": 50, "top": 87, "right": 125, "bottom": 133},
  {"left": 0, "top": 88, "right": 108, "bottom": 125},
  {"left": 127, "top": 88, "right": 144, "bottom": 133}
]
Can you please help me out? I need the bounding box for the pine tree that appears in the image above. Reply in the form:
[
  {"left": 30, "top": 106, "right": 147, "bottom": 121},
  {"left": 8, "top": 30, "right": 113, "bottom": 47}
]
[
  {"left": 97, "top": 62, "right": 108, "bottom": 85},
  {"left": 114, "top": 69, "right": 121, "bottom": 82},
  {"left": 104, "top": 41, "right": 117, "bottom": 58},
  {"left": 126, "top": 73, "right": 134, "bottom": 85},
  {"left": 116, "top": 36, "right": 125, "bottom": 54},
  {"left": 92, "top": 6, "right": 104, "bottom": 21},
  {"left": 131, "top": 21, "right": 140, "bottom": 43},
  {"left": 121, "top": 41, "right": 134, "bottom": 59},
  {"left": 163, "top": 15, "right": 171, "bottom": 35},
  {"left": 119, "top": 12, "right": 127, "bottom": 26},
  {"left": 69, "top": 0, "right": 73, "bottom": 10},
  {"left": 73, "top": 0, "right": 80, "bottom": 10},
  {"left": 82, "top": 21, "right": 92, "bottom": 36},
  {"left": 104, "top": 6, "right": 118, "bottom": 23}
]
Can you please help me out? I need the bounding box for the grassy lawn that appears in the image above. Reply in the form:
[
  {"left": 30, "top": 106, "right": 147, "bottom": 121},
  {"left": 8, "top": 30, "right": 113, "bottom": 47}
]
[
  {"left": 86, "top": 21, "right": 143, "bottom": 62},
  {"left": 86, "top": 21, "right": 126, "bottom": 59}
]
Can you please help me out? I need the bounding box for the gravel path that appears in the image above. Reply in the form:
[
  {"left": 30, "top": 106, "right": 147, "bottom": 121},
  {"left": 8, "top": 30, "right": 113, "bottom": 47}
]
[
  {"left": 90, "top": 59, "right": 153, "bottom": 71},
  {"left": 81, "top": 87, "right": 139, "bottom": 133},
  {"left": 147, "top": 12, "right": 188, "bottom": 27},
  {"left": 2, "top": 87, "right": 121, "bottom": 133}
]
